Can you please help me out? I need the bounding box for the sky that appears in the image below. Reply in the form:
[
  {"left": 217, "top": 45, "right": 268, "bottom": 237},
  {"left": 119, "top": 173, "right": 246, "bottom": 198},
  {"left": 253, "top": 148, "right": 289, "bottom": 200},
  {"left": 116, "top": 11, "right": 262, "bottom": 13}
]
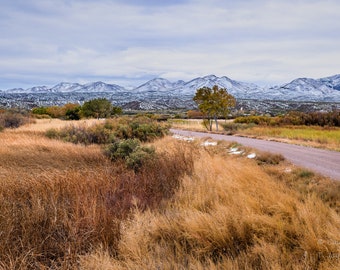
[{"left": 0, "top": 0, "right": 339, "bottom": 90}]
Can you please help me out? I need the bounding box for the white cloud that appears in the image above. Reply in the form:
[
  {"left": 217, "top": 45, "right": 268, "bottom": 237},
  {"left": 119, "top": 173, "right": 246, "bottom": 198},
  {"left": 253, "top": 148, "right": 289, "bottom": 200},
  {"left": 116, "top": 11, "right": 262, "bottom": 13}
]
[{"left": 0, "top": 0, "right": 339, "bottom": 89}]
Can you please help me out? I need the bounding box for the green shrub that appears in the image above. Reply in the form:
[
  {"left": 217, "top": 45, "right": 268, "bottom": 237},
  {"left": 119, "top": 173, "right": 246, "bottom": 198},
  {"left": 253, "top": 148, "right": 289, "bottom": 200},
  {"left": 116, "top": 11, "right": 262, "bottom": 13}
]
[
  {"left": 104, "top": 139, "right": 155, "bottom": 170},
  {"left": 45, "top": 128, "right": 59, "bottom": 139},
  {"left": 45, "top": 124, "right": 114, "bottom": 145},
  {"left": 112, "top": 117, "right": 169, "bottom": 142},
  {"left": 114, "top": 124, "right": 132, "bottom": 140},
  {"left": 126, "top": 146, "right": 156, "bottom": 170},
  {"left": 298, "top": 170, "right": 315, "bottom": 178}
]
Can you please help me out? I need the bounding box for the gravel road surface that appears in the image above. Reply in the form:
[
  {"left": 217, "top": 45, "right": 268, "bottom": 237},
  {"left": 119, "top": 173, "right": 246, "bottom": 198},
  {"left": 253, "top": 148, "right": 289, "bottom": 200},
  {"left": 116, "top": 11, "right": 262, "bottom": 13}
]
[{"left": 170, "top": 129, "right": 340, "bottom": 181}]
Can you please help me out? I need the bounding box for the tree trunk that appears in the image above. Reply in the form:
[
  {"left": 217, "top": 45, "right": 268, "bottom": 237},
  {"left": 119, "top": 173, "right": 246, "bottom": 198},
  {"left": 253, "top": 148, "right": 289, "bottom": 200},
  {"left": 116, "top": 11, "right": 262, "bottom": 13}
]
[{"left": 214, "top": 116, "right": 218, "bottom": 131}]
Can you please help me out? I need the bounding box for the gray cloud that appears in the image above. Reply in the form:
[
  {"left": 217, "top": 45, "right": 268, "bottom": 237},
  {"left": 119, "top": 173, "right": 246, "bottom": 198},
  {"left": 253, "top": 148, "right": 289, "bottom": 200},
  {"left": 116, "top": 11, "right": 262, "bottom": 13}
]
[{"left": 0, "top": 0, "right": 339, "bottom": 89}]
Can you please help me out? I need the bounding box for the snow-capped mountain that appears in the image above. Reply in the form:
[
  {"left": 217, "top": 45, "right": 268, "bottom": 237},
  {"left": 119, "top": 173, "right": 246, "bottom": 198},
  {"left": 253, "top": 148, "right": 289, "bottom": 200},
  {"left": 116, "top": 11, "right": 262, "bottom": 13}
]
[
  {"left": 2, "top": 74, "right": 340, "bottom": 105},
  {"left": 5, "top": 81, "right": 126, "bottom": 93},
  {"left": 5, "top": 88, "right": 25, "bottom": 93},
  {"left": 82, "top": 81, "right": 125, "bottom": 92},
  {"left": 26, "top": 86, "right": 50, "bottom": 93},
  {"left": 50, "top": 82, "right": 84, "bottom": 92},
  {"left": 267, "top": 77, "right": 340, "bottom": 101},
  {"left": 173, "top": 75, "right": 263, "bottom": 98},
  {"left": 318, "top": 74, "right": 340, "bottom": 91},
  {"left": 134, "top": 78, "right": 180, "bottom": 93}
]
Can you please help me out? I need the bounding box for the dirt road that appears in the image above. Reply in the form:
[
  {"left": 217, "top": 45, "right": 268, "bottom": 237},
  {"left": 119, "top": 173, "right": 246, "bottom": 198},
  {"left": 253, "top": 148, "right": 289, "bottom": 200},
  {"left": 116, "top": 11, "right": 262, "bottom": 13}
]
[{"left": 170, "top": 129, "right": 340, "bottom": 181}]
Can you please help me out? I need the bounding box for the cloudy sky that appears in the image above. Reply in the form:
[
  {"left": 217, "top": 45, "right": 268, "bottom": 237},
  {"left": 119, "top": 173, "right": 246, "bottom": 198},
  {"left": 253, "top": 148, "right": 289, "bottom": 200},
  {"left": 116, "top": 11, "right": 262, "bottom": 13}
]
[{"left": 1, "top": 0, "right": 339, "bottom": 90}]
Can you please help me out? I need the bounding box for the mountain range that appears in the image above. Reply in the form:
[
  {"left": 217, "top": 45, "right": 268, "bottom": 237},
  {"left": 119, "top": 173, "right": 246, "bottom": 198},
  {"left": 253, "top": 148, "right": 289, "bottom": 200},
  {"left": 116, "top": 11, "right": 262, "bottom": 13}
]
[
  {"left": 1, "top": 74, "right": 340, "bottom": 113},
  {"left": 2, "top": 74, "right": 340, "bottom": 102}
]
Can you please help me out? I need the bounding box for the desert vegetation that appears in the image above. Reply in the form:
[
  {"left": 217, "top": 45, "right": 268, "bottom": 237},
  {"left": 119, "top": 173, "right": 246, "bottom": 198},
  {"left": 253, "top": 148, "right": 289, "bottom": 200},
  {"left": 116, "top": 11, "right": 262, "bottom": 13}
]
[
  {"left": 0, "top": 117, "right": 339, "bottom": 269},
  {"left": 0, "top": 109, "right": 31, "bottom": 131}
]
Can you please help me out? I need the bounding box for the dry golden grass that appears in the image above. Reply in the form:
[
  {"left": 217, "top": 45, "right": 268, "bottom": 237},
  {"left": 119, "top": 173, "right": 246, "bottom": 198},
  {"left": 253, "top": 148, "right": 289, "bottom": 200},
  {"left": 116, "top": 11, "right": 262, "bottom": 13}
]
[
  {"left": 169, "top": 119, "right": 205, "bottom": 131},
  {"left": 15, "top": 118, "right": 102, "bottom": 132},
  {"left": 0, "top": 124, "right": 117, "bottom": 269},
  {"left": 0, "top": 120, "right": 194, "bottom": 269},
  {"left": 81, "top": 145, "right": 340, "bottom": 270},
  {"left": 169, "top": 119, "right": 235, "bottom": 132},
  {"left": 1, "top": 119, "right": 339, "bottom": 269},
  {"left": 0, "top": 129, "right": 106, "bottom": 180}
]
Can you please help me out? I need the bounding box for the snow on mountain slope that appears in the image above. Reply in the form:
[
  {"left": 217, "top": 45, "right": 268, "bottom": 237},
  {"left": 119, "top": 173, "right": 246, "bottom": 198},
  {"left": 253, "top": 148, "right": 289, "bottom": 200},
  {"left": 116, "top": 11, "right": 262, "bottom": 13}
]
[
  {"left": 134, "top": 78, "right": 178, "bottom": 93},
  {"left": 82, "top": 81, "right": 125, "bottom": 92},
  {"left": 5, "top": 82, "right": 127, "bottom": 93},
  {"left": 173, "top": 75, "right": 264, "bottom": 99},
  {"left": 26, "top": 86, "right": 50, "bottom": 93},
  {"left": 5, "top": 88, "right": 25, "bottom": 93},
  {"left": 318, "top": 74, "right": 340, "bottom": 91},
  {"left": 50, "top": 82, "right": 84, "bottom": 92},
  {"left": 268, "top": 77, "right": 340, "bottom": 101}
]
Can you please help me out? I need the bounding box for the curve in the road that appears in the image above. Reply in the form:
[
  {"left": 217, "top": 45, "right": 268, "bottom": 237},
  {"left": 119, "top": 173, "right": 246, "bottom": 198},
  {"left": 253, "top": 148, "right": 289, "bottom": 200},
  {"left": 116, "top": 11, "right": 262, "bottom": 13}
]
[{"left": 170, "top": 129, "right": 340, "bottom": 181}]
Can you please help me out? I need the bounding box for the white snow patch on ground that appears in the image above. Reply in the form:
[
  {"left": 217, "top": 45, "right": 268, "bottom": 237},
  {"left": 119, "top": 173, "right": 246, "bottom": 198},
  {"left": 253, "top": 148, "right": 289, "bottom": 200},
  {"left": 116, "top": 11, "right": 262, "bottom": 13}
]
[
  {"left": 172, "top": 134, "right": 195, "bottom": 142},
  {"left": 228, "top": 147, "right": 244, "bottom": 155},
  {"left": 201, "top": 141, "right": 217, "bottom": 146},
  {"left": 247, "top": 153, "right": 256, "bottom": 159}
]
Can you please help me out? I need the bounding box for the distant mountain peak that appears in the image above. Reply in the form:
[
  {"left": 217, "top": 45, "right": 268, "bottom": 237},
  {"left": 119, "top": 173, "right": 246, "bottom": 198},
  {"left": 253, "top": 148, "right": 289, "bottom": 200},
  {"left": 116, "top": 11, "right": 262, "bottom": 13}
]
[
  {"left": 134, "top": 77, "right": 175, "bottom": 92},
  {"left": 202, "top": 74, "right": 218, "bottom": 80}
]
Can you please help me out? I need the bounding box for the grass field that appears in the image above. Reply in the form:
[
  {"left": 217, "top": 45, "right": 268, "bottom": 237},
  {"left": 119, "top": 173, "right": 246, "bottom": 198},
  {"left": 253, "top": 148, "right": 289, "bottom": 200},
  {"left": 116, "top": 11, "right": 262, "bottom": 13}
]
[{"left": 0, "top": 119, "right": 339, "bottom": 269}]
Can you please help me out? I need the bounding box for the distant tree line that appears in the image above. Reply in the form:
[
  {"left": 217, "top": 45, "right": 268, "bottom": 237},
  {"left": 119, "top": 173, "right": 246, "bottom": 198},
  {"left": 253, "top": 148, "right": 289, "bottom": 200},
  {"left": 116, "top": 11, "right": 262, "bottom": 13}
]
[
  {"left": 32, "top": 98, "right": 122, "bottom": 120},
  {"left": 234, "top": 111, "right": 340, "bottom": 127}
]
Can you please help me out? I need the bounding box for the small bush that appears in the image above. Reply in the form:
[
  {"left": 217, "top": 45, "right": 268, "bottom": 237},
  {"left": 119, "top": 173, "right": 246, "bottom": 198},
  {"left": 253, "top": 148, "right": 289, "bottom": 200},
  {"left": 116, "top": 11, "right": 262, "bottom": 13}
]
[
  {"left": 256, "top": 152, "right": 285, "bottom": 165},
  {"left": 126, "top": 146, "right": 156, "bottom": 171},
  {"left": 0, "top": 112, "right": 29, "bottom": 128},
  {"left": 45, "top": 128, "right": 59, "bottom": 139},
  {"left": 298, "top": 170, "right": 315, "bottom": 178},
  {"left": 45, "top": 124, "right": 115, "bottom": 145},
  {"left": 104, "top": 139, "right": 156, "bottom": 170},
  {"left": 105, "top": 140, "right": 195, "bottom": 217},
  {"left": 128, "top": 116, "right": 169, "bottom": 142},
  {"left": 222, "top": 122, "right": 255, "bottom": 134}
]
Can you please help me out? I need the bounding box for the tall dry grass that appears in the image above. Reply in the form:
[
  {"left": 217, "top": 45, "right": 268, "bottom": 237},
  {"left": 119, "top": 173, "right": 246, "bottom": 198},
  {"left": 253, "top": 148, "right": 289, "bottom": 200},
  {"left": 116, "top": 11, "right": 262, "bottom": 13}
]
[
  {"left": 169, "top": 119, "right": 233, "bottom": 132},
  {"left": 80, "top": 144, "right": 340, "bottom": 270},
  {"left": 0, "top": 122, "right": 194, "bottom": 269},
  {"left": 1, "top": 119, "right": 339, "bottom": 269}
]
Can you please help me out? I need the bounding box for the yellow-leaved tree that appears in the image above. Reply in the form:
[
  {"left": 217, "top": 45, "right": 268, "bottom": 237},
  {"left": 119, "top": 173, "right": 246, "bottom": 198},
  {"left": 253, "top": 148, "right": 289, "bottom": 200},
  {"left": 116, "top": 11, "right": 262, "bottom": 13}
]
[{"left": 193, "top": 85, "right": 236, "bottom": 131}]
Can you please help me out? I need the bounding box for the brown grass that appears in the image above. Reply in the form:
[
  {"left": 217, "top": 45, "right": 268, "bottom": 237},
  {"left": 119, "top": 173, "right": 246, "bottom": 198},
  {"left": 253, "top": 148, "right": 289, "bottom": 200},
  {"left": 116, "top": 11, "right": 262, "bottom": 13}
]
[
  {"left": 81, "top": 146, "right": 340, "bottom": 270},
  {"left": 1, "top": 119, "right": 339, "bottom": 269},
  {"left": 0, "top": 121, "right": 194, "bottom": 269}
]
